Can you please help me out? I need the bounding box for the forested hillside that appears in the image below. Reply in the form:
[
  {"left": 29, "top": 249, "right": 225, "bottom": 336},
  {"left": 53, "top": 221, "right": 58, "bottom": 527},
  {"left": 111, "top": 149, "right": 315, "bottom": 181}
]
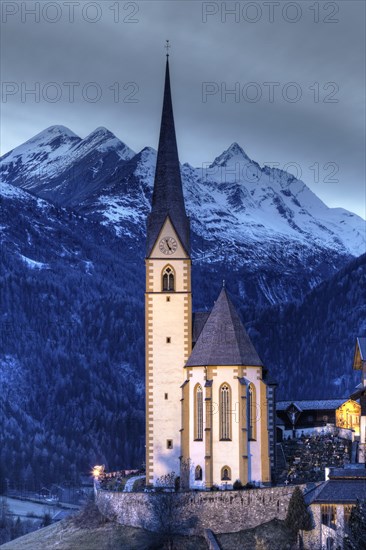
[
  {"left": 0, "top": 183, "right": 144, "bottom": 488},
  {"left": 249, "top": 253, "right": 366, "bottom": 399},
  {"left": 0, "top": 180, "right": 364, "bottom": 489}
]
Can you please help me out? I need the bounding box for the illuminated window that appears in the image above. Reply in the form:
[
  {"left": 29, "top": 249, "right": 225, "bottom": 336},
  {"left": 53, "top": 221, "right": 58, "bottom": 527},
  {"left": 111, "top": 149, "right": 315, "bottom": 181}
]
[
  {"left": 248, "top": 383, "right": 257, "bottom": 440},
  {"left": 162, "top": 266, "right": 175, "bottom": 291},
  {"left": 195, "top": 465, "right": 202, "bottom": 480},
  {"left": 221, "top": 466, "right": 231, "bottom": 480},
  {"left": 220, "top": 384, "right": 231, "bottom": 440},
  {"left": 195, "top": 385, "right": 203, "bottom": 440}
]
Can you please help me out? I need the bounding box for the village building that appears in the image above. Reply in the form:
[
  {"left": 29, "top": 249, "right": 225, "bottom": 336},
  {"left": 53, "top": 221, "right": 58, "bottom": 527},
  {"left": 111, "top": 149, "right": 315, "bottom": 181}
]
[
  {"left": 350, "top": 336, "right": 366, "bottom": 463},
  {"left": 145, "top": 54, "right": 274, "bottom": 489},
  {"left": 304, "top": 466, "right": 366, "bottom": 549},
  {"left": 276, "top": 399, "right": 361, "bottom": 440}
]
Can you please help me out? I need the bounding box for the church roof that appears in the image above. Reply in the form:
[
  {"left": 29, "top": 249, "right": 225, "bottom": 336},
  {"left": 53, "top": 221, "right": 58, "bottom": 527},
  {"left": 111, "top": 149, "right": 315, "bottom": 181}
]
[
  {"left": 276, "top": 399, "right": 346, "bottom": 412},
  {"left": 146, "top": 57, "right": 190, "bottom": 256},
  {"left": 192, "top": 311, "right": 211, "bottom": 345},
  {"left": 186, "top": 287, "right": 263, "bottom": 367}
]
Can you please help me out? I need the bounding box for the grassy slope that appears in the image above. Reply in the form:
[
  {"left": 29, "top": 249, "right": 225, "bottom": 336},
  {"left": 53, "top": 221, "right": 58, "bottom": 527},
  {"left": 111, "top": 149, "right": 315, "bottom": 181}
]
[
  {"left": 0, "top": 521, "right": 156, "bottom": 550},
  {"left": 0, "top": 522, "right": 209, "bottom": 550},
  {"left": 0, "top": 520, "right": 295, "bottom": 550},
  {"left": 218, "top": 519, "right": 295, "bottom": 549},
  {"left": 0, "top": 501, "right": 294, "bottom": 550}
]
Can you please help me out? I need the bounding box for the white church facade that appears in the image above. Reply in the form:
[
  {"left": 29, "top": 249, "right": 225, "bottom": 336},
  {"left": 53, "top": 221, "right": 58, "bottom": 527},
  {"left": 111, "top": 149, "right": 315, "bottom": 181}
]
[{"left": 145, "top": 55, "right": 273, "bottom": 489}]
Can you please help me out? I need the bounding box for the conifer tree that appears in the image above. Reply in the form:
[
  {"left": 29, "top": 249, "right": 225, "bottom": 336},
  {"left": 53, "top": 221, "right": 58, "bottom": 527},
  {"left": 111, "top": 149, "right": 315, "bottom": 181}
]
[
  {"left": 285, "top": 486, "right": 313, "bottom": 548},
  {"left": 344, "top": 499, "right": 366, "bottom": 550}
]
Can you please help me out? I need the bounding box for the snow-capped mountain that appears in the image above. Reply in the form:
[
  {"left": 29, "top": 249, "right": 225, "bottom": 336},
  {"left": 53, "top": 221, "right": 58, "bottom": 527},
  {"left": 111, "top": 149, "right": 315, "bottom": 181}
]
[
  {"left": 0, "top": 125, "right": 134, "bottom": 207},
  {"left": 1, "top": 126, "right": 365, "bottom": 306}
]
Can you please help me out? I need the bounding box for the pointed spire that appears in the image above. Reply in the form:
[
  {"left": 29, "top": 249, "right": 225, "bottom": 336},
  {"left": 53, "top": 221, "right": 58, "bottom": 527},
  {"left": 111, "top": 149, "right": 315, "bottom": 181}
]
[
  {"left": 146, "top": 53, "right": 190, "bottom": 256},
  {"left": 165, "top": 39, "right": 170, "bottom": 57},
  {"left": 186, "top": 286, "right": 263, "bottom": 367}
]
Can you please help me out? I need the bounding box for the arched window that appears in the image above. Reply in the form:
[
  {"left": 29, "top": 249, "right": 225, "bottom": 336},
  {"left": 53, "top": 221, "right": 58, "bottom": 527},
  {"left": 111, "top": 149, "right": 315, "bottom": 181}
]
[
  {"left": 195, "top": 385, "right": 203, "bottom": 441},
  {"left": 220, "top": 383, "right": 231, "bottom": 440},
  {"left": 162, "top": 266, "right": 175, "bottom": 291},
  {"left": 195, "top": 465, "right": 202, "bottom": 480},
  {"left": 248, "top": 383, "right": 257, "bottom": 440},
  {"left": 221, "top": 466, "right": 231, "bottom": 481}
]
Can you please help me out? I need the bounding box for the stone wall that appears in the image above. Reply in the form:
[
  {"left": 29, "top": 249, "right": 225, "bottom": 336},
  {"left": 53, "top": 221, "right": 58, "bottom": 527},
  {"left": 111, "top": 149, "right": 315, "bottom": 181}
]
[{"left": 96, "top": 485, "right": 306, "bottom": 535}]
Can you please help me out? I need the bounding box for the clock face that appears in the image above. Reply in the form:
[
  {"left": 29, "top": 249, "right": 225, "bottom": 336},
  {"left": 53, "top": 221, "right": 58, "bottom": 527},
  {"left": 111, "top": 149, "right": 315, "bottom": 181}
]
[{"left": 159, "top": 236, "right": 178, "bottom": 255}]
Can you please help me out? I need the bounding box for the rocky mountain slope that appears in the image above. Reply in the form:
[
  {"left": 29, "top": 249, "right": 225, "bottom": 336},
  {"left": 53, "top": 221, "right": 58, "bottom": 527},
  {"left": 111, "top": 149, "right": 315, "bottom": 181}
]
[{"left": 1, "top": 126, "right": 365, "bottom": 307}]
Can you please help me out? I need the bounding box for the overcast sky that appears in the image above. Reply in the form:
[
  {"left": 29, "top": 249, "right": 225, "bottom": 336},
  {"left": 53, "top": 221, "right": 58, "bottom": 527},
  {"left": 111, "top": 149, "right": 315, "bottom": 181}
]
[{"left": 1, "top": 0, "right": 365, "bottom": 217}]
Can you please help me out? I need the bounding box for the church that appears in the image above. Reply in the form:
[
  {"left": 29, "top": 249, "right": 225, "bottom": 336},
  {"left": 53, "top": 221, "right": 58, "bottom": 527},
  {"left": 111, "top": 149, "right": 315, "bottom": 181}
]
[{"left": 145, "top": 54, "right": 274, "bottom": 489}]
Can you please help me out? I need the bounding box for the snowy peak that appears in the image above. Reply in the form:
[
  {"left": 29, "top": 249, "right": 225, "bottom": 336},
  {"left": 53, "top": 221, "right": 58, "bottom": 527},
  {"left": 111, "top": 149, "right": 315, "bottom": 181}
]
[
  {"left": 0, "top": 125, "right": 80, "bottom": 166},
  {"left": 1, "top": 127, "right": 365, "bottom": 261},
  {"left": 0, "top": 126, "right": 136, "bottom": 204},
  {"left": 22, "top": 124, "right": 79, "bottom": 147},
  {"left": 40, "top": 124, "right": 79, "bottom": 140},
  {"left": 75, "top": 127, "right": 135, "bottom": 160},
  {"left": 210, "top": 142, "right": 251, "bottom": 168}
]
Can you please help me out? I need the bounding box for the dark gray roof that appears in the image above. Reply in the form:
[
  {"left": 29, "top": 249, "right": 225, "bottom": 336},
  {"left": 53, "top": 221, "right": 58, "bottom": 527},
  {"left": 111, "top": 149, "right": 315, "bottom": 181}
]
[
  {"left": 192, "top": 311, "right": 211, "bottom": 345},
  {"left": 186, "top": 287, "right": 263, "bottom": 367},
  {"left": 312, "top": 480, "right": 366, "bottom": 504},
  {"left": 357, "top": 337, "right": 366, "bottom": 361},
  {"left": 350, "top": 387, "right": 366, "bottom": 400},
  {"left": 276, "top": 399, "right": 346, "bottom": 411},
  {"left": 329, "top": 468, "right": 366, "bottom": 480},
  {"left": 146, "top": 58, "right": 190, "bottom": 256}
]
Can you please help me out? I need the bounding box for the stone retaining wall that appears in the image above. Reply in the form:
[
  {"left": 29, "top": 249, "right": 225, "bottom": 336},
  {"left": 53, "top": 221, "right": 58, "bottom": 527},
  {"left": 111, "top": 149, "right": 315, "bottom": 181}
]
[{"left": 96, "top": 485, "right": 306, "bottom": 535}]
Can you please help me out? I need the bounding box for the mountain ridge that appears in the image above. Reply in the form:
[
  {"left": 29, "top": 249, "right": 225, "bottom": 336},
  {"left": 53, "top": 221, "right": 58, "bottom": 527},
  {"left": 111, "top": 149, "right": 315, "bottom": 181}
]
[{"left": 1, "top": 125, "right": 364, "bottom": 309}]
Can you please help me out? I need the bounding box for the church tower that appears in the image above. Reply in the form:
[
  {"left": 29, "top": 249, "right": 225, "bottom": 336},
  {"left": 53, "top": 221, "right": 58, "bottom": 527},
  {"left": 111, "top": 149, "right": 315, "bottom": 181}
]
[{"left": 145, "top": 53, "right": 191, "bottom": 486}]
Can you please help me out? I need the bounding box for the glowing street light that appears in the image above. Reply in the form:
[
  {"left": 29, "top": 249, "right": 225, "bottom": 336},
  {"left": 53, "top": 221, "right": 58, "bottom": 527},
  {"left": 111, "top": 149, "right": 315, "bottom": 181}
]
[{"left": 92, "top": 465, "right": 104, "bottom": 479}]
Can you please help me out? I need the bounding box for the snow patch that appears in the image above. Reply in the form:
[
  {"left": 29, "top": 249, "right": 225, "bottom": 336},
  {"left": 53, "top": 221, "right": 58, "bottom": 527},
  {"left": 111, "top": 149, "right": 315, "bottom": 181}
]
[{"left": 19, "top": 254, "right": 49, "bottom": 269}]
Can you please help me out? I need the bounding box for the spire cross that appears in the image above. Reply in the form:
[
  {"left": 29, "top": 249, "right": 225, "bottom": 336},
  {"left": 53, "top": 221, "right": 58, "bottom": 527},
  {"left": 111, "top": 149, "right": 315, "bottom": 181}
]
[{"left": 165, "top": 40, "right": 170, "bottom": 57}]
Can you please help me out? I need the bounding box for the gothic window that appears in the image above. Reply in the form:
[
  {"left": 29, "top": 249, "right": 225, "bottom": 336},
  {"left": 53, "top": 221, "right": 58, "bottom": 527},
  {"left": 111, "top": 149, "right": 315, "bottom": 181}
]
[
  {"left": 221, "top": 466, "right": 231, "bottom": 480},
  {"left": 248, "top": 383, "right": 257, "bottom": 440},
  {"left": 220, "top": 384, "right": 231, "bottom": 440},
  {"left": 162, "top": 266, "right": 175, "bottom": 291},
  {"left": 195, "top": 384, "right": 203, "bottom": 441},
  {"left": 195, "top": 465, "right": 202, "bottom": 481}
]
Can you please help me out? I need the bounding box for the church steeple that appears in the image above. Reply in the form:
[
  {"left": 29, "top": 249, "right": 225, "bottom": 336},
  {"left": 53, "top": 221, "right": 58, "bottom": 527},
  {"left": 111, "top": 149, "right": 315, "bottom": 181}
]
[{"left": 146, "top": 54, "right": 190, "bottom": 256}]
